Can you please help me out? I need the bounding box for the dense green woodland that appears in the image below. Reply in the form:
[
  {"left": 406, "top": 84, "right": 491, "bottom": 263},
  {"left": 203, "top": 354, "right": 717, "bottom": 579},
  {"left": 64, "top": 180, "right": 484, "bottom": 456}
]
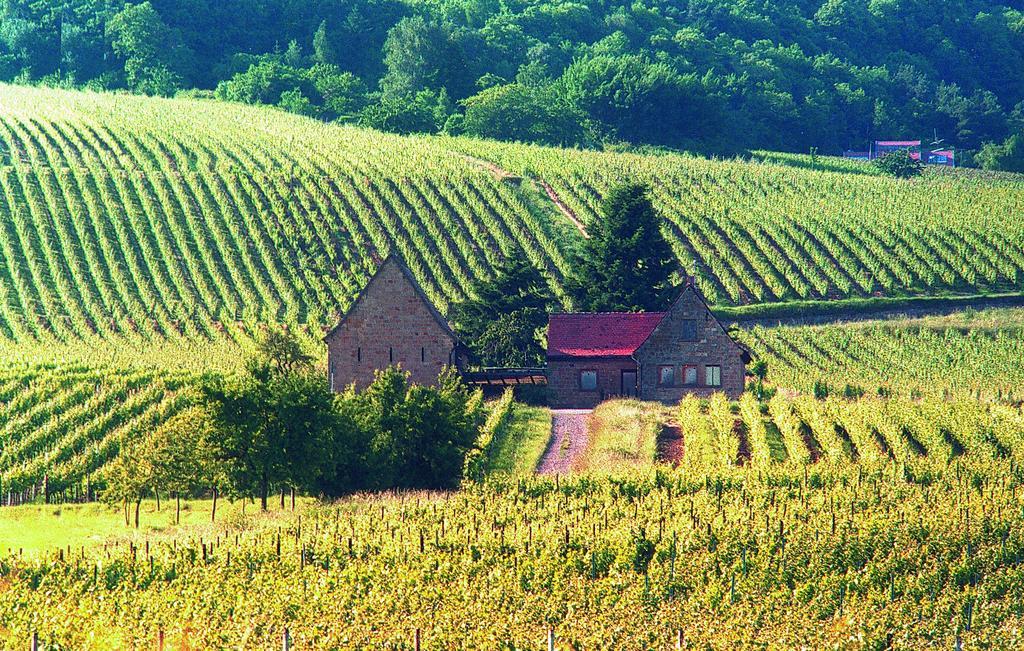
[{"left": 2, "top": 0, "right": 1024, "bottom": 164}]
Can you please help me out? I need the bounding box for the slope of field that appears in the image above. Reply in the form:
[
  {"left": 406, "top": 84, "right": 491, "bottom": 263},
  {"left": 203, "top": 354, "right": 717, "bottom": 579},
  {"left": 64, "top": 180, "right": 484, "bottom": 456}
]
[
  {"left": 742, "top": 307, "right": 1024, "bottom": 401},
  {"left": 2, "top": 85, "right": 1024, "bottom": 490},
  {"left": 0, "top": 84, "right": 1022, "bottom": 351},
  {"left": 453, "top": 137, "right": 1024, "bottom": 305},
  {"left": 4, "top": 466, "right": 1024, "bottom": 649}
]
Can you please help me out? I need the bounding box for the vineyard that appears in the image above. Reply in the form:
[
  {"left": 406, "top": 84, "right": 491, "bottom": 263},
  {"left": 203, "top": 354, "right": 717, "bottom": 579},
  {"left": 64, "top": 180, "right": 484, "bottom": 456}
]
[
  {"left": 0, "top": 85, "right": 1023, "bottom": 505},
  {"left": 453, "top": 137, "right": 1024, "bottom": 305},
  {"left": 740, "top": 308, "right": 1024, "bottom": 401},
  {"left": 0, "top": 84, "right": 1021, "bottom": 350},
  {"left": 0, "top": 361, "right": 196, "bottom": 498},
  {"left": 4, "top": 462, "right": 1024, "bottom": 648}
]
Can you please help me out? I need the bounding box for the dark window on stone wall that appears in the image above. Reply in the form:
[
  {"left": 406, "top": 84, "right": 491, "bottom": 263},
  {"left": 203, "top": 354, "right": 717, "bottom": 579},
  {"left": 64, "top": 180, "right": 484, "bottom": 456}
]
[{"left": 681, "top": 319, "right": 698, "bottom": 340}]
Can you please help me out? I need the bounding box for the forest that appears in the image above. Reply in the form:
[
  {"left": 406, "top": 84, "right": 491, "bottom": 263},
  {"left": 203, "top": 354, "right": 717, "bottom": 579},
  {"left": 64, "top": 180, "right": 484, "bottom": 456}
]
[{"left": 2, "top": 0, "right": 1024, "bottom": 166}]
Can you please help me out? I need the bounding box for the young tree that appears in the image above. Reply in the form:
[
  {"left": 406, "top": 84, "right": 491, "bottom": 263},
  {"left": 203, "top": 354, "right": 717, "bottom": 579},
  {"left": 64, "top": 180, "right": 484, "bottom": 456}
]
[
  {"left": 201, "top": 329, "right": 340, "bottom": 510},
  {"left": 346, "top": 366, "right": 484, "bottom": 490},
  {"left": 102, "top": 437, "right": 157, "bottom": 528},
  {"left": 568, "top": 182, "right": 677, "bottom": 312},
  {"left": 147, "top": 406, "right": 218, "bottom": 524},
  {"left": 872, "top": 149, "right": 923, "bottom": 178},
  {"left": 449, "top": 257, "right": 553, "bottom": 367}
]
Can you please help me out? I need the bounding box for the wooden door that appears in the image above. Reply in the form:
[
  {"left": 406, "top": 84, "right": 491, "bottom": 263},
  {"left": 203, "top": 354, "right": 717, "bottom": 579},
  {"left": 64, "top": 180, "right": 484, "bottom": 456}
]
[{"left": 621, "top": 370, "right": 638, "bottom": 397}]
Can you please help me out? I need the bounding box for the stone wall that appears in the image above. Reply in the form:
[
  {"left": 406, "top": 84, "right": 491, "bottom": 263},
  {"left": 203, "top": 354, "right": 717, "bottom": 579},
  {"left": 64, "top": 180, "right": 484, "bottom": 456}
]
[
  {"left": 326, "top": 259, "right": 457, "bottom": 391},
  {"left": 547, "top": 358, "right": 639, "bottom": 409},
  {"left": 635, "top": 287, "right": 746, "bottom": 402}
]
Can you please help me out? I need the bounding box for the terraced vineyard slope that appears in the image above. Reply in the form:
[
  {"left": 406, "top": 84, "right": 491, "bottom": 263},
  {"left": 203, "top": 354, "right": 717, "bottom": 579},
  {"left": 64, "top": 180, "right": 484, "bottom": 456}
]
[
  {"left": 0, "top": 84, "right": 1022, "bottom": 349},
  {"left": 453, "top": 138, "right": 1024, "bottom": 305}
]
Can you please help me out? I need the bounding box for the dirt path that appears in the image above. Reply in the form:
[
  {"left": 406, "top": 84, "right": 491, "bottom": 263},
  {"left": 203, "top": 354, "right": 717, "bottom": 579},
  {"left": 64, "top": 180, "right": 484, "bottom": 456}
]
[
  {"left": 538, "top": 180, "right": 589, "bottom": 239},
  {"left": 537, "top": 409, "right": 592, "bottom": 474},
  {"left": 457, "top": 152, "right": 590, "bottom": 239},
  {"left": 656, "top": 422, "right": 684, "bottom": 465},
  {"left": 458, "top": 153, "right": 520, "bottom": 182}
]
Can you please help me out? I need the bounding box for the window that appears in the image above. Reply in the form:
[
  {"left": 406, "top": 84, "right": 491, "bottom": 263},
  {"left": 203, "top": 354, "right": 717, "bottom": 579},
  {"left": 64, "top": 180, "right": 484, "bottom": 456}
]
[
  {"left": 683, "top": 365, "right": 698, "bottom": 386},
  {"left": 579, "top": 370, "right": 598, "bottom": 391},
  {"left": 357, "top": 347, "right": 361, "bottom": 362},
  {"left": 658, "top": 365, "right": 675, "bottom": 386},
  {"left": 421, "top": 347, "right": 426, "bottom": 363},
  {"left": 680, "top": 319, "right": 698, "bottom": 340},
  {"left": 389, "top": 347, "right": 394, "bottom": 363},
  {"left": 705, "top": 365, "right": 721, "bottom": 387}
]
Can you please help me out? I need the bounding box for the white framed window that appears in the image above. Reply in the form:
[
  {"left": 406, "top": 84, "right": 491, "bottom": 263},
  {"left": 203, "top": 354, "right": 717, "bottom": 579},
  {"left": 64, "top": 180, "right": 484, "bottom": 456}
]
[
  {"left": 658, "top": 365, "right": 675, "bottom": 386},
  {"left": 683, "top": 365, "right": 698, "bottom": 386},
  {"left": 705, "top": 365, "right": 721, "bottom": 387},
  {"left": 579, "top": 370, "right": 598, "bottom": 391}
]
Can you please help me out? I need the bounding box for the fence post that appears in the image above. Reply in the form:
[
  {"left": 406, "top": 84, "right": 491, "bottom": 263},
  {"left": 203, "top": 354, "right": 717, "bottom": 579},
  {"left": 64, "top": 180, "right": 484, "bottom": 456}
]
[
  {"left": 30, "top": 631, "right": 38, "bottom": 651},
  {"left": 675, "top": 629, "right": 684, "bottom": 650}
]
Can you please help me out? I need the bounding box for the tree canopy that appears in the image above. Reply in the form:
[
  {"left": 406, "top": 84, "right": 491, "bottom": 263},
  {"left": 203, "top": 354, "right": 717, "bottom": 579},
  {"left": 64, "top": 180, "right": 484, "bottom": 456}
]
[
  {"left": 568, "top": 182, "right": 678, "bottom": 312},
  {"left": 450, "top": 258, "right": 553, "bottom": 367},
  {"left": 4, "top": 0, "right": 1024, "bottom": 163}
]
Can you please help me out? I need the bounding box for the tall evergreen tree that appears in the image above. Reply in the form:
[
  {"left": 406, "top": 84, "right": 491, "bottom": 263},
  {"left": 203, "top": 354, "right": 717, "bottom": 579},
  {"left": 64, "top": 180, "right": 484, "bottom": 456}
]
[
  {"left": 569, "top": 182, "right": 677, "bottom": 312},
  {"left": 450, "top": 257, "right": 552, "bottom": 367}
]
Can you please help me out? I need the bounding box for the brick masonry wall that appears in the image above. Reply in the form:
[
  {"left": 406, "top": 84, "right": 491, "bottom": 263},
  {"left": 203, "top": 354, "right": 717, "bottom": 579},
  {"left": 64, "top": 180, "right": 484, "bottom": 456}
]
[
  {"left": 326, "top": 259, "right": 457, "bottom": 391},
  {"left": 635, "top": 287, "right": 746, "bottom": 402},
  {"left": 548, "top": 358, "right": 640, "bottom": 409}
]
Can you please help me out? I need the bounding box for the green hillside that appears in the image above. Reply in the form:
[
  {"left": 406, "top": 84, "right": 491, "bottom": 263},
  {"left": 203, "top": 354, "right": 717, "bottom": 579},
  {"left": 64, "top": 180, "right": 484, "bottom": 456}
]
[
  {"left": 1, "top": 84, "right": 1024, "bottom": 495},
  {"left": 0, "top": 84, "right": 1022, "bottom": 347}
]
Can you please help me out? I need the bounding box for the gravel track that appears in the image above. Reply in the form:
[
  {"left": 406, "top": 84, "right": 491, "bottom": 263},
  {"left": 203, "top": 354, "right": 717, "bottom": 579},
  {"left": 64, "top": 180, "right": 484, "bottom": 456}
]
[{"left": 537, "top": 409, "right": 592, "bottom": 474}]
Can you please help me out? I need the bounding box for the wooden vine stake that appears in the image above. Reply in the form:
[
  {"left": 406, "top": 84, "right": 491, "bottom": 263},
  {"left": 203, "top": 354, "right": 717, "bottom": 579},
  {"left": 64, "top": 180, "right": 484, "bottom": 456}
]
[
  {"left": 30, "top": 631, "right": 38, "bottom": 651},
  {"left": 282, "top": 627, "right": 291, "bottom": 651},
  {"left": 547, "top": 628, "right": 555, "bottom": 651},
  {"left": 414, "top": 628, "right": 421, "bottom": 651}
]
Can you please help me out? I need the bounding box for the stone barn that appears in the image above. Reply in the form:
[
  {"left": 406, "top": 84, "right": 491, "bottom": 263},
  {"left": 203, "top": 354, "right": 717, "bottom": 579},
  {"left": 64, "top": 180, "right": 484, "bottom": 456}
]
[
  {"left": 325, "top": 255, "right": 469, "bottom": 391},
  {"left": 547, "top": 281, "right": 750, "bottom": 408}
]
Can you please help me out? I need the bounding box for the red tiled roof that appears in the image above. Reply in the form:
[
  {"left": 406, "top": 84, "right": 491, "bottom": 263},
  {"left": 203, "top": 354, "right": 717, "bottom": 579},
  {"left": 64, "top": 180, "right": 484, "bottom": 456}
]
[
  {"left": 547, "top": 313, "right": 665, "bottom": 358},
  {"left": 875, "top": 140, "right": 921, "bottom": 146}
]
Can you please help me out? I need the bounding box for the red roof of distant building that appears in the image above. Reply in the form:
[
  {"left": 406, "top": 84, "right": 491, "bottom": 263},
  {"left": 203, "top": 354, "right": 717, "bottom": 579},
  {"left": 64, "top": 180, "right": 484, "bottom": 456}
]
[
  {"left": 547, "top": 313, "right": 665, "bottom": 358},
  {"left": 875, "top": 140, "right": 921, "bottom": 146}
]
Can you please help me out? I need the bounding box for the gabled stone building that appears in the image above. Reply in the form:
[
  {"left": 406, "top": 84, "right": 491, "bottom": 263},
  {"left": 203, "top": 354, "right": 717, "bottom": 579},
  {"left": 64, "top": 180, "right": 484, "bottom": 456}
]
[
  {"left": 325, "top": 255, "right": 469, "bottom": 391},
  {"left": 546, "top": 281, "right": 750, "bottom": 408}
]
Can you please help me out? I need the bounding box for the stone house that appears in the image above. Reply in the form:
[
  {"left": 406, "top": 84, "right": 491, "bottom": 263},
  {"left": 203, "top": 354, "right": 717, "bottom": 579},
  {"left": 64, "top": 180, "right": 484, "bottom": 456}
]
[
  {"left": 547, "top": 282, "right": 750, "bottom": 408},
  {"left": 325, "top": 255, "right": 469, "bottom": 391}
]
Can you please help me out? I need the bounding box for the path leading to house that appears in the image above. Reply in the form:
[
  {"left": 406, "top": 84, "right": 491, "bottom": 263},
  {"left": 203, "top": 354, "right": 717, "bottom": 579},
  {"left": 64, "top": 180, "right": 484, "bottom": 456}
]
[{"left": 537, "top": 409, "right": 593, "bottom": 474}]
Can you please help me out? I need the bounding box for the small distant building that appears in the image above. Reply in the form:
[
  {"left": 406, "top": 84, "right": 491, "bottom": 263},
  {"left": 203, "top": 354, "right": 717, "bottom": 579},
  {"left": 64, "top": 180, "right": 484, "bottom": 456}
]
[
  {"left": 923, "top": 149, "right": 955, "bottom": 167},
  {"left": 873, "top": 140, "right": 922, "bottom": 160},
  {"left": 844, "top": 140, "right": 955, "bottom": 167},
  {"left": 324, "top": 255, "right": 470, "bottom": 391},
  {"left": 546, "top": 281, "right": 751, "bottom": 409}
]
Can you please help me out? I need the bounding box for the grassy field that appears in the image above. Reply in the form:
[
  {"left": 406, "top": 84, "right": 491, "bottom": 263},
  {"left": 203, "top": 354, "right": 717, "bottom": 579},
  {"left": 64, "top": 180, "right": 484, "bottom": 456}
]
[
  {"left": 0, "top": 497, "right": 290, "bottom": 555},
  {"left": 481, "top": 403, "right": 552, "bottom": 476},
  {"left": 578, "top": 400, "right": 667, "bottom": 472}
]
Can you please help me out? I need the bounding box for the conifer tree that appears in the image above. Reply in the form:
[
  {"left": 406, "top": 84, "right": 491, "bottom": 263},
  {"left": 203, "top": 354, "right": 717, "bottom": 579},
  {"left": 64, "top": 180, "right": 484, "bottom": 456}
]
[{"left": 569, "top": 182, "right": 677, "bottom": 311}]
